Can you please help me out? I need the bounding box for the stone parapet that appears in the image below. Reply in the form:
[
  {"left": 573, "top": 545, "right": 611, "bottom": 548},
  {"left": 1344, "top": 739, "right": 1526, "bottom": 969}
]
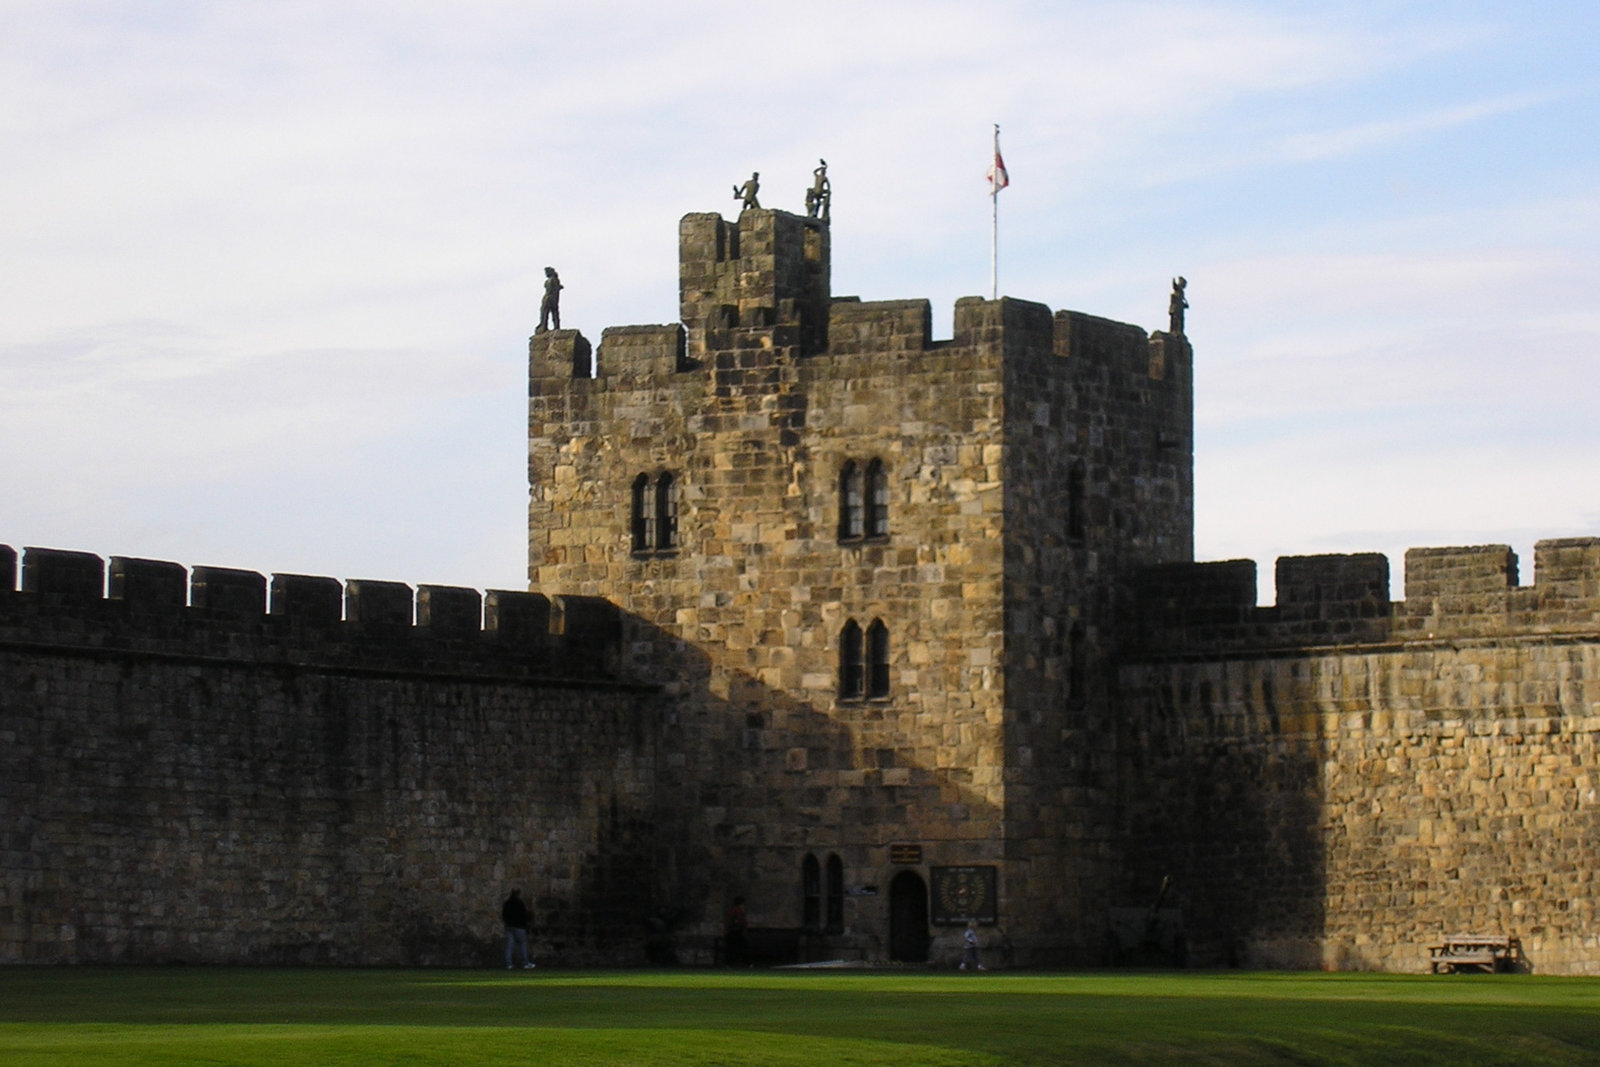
[
  {"left": 1133, "top": 538, "right": 1600, "bottom": 654},
  {"left": 1, "top": 544, "right": 624, "bottom": 682}
]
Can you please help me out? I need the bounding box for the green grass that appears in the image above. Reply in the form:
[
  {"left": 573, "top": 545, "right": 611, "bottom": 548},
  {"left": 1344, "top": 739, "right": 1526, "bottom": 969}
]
[{"left": 3, "top": 967, "right": 1600, "bottom": 1065}]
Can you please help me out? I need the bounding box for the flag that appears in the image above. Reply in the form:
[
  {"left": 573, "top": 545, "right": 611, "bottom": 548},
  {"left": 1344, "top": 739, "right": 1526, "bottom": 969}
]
[{"left": 987, "top": 143, "right": 1009, "bottom": 193}]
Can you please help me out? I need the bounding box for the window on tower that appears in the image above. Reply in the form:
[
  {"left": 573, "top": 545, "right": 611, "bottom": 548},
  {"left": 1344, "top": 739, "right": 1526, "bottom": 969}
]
[
  {"left": 655, "top": 472, "right": 678, "bottom": 550},
  {"left": 630, "top": 471, "right": 680, "bottom": 556},
  {"left": 838, "top": 462, "right": 863, "bottom": 540},
  {"left": 839, "top": 619, "right": 864, "bottom": 700},
  {"left": 865, "top": 459, "right": 889, "bottom": 538},
  {"left": 839, "top": 457, "right": 888, "bottom": 543},
  {"left": 866, "top": 618, "right": 891, "bottom": 698}
]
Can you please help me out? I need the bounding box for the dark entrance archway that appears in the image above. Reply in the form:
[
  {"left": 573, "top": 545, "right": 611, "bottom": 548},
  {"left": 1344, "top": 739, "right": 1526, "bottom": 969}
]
[{"left": 888, "top": 870, "right": 930, "bottom": 963}]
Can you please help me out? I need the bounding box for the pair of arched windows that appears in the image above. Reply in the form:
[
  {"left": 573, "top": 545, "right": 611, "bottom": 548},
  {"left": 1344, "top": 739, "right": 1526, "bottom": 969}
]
[
  {"left": 838, "top": 459, "right": 888, "bottom": 541},
  {"left": 802, "top": 852, "right": 845, "bottom": 933},
  {"left": 631, "top": 472, "right": 679, "bottom": 554},
  {"left": 839, "top": 618, "right": 889, "bottom": 700}
]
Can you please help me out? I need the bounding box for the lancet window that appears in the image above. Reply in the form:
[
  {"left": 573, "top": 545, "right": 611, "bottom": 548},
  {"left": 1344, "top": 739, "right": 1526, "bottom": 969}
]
[
  {"left": 840, "top": 617, "right": 890, "bottom": 701},
  {"left": 631, "top": 471, "right": 680, "bottom": 555},
  {"left": 839, "top": 458, "right": 889, "bottom": 542}
]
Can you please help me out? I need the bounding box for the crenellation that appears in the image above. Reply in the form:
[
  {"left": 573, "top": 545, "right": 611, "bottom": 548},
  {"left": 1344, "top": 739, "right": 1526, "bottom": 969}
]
[
  {"left": 599, "top": 324, "right": 690, "bottom": 383},
  {"left": 1137, "top": 541, "right": 1600, "bottom": 656},
  {"left": 417, "top": 584, "right": 482, "bottom": 636},
  {"left": 0, "top": 544, "right": 621, "bottom": 678},
  {"left": 190, "top": 566, "right": 267, "bottom": 620},
  {"left": 345, "top": 579, "right": 414, "bottom": 627},
  {"left": 270, "top": 573, "right": 343, "bottom": 623},
  {"left": 1052, "top": 308, "right": 1149, "bottom": 368},
  {"left": 108, "top": 556, "right": 186, "bottom": 612},
  {"left": 484, "top": 588, "right": 552, "bottom": 642},
  {"left": 1275, "top": 553, "right": 1390, "bottom": 621},
  {"left": 1404, "top": 544, "right": 1519, "bottom": 600},
  {"left": 21, "top": 547, "right": 104, "bottom": 603},
  {"left": 528, "top": 328, "right": 594, "bottom": 385},
  {"left": 827, "top": 299, "right": 932, "bottom": 355},
  {"left": 1533, "top": 538, "right": 1600, "bottom": 600}
]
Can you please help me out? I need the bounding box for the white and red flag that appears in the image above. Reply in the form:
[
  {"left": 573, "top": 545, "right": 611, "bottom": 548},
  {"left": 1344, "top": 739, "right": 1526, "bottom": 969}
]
[
  {"left": 987, "top": 125, "right": 1007, "bottom": 299},
  {"left": 987, "top": 141, "right": 1010, "bottom": 192}
]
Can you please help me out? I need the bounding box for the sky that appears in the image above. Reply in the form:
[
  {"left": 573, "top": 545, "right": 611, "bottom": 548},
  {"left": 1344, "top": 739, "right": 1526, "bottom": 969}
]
[{"left": 3, "top": 1, "right": 1598, "bottom": 603}]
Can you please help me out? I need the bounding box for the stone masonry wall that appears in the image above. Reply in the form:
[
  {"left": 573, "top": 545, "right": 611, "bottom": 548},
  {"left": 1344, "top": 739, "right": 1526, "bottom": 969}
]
[
  {"left": 0, "top": 545, "right": 659, "bottom": 966},
  {"left": 529, "top": 250, "right": 1015, "bottom": 961},
  {"left": 528, "top": 207, "right": 1194, "bottom": 966},
  {"left": 1121, "top": 539, "right": 1600, "bottom": 973},
  {"left": 991, "top": 297, "right": 1193, "bottom": 961}
]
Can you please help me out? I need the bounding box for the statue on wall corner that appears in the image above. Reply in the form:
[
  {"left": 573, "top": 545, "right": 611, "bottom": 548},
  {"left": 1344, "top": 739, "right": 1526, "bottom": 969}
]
[
  {"left": 805, "top": 159, "right": 830, "bottom": 220},
  {"left": 733, "top": 172, "right": 761, "bottom": 211},
  {"left": 538, "top": 266, "right": 563, "bottom": 333},
  {"left": 1168, "top": 276, "right": 1187, "bottom": 336}
]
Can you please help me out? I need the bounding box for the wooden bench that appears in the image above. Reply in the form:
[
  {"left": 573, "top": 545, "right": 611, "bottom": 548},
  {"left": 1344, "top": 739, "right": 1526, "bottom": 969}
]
[{"left": 1429, "top": 934, "right": 1522, "bottom": 974}]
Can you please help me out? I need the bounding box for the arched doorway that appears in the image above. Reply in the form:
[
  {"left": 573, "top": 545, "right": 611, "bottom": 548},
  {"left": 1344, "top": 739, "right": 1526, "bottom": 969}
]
[{"left": 888, "top": 871, "right": 929, "bottom": 963}]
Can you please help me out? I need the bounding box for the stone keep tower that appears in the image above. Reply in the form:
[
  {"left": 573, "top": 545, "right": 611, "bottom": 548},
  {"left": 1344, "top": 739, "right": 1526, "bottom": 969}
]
[{"left": 528, "top": 204, "right": 1193, "bottom": 965}]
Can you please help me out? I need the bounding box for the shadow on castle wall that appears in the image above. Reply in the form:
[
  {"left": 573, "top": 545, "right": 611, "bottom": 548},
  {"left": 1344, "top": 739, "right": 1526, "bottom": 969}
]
[
  {"left": 0, "top": 543, "right": 657, "bottom": 967},
  {"left": 1120, "top": 536, "right": 1600, "bottom": 973},
  {"left": 616, "top": 611, "right": 1026, "bottom": 968}
]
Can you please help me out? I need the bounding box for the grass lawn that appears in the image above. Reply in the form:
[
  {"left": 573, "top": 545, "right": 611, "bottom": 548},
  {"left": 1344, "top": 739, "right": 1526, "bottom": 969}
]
[{"left": 3, "top": 967, "right": 1600, "bottom": 1065}]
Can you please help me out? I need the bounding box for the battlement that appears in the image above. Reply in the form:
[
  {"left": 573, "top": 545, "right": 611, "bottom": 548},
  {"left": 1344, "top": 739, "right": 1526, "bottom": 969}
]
[
  {"left": 1132, "top": 537, "right": 1600, "bottom": 654},
  {"left": 827, "top": 298, "right": 933, "bottom": 354},
  {"left": 531, "top": 294, "right": 1185, "bottom": 388},
  {"left": 0, "top": 544, "right": 624, "bottom": 681}
]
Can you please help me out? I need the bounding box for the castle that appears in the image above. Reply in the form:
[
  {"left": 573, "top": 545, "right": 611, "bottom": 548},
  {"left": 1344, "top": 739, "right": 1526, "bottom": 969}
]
[{"left": 4, "top": 200, "right": 1598, "bottom": 972}]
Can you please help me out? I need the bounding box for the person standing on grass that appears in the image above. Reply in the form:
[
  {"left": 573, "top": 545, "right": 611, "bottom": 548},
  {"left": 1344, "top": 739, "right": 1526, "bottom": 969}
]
[
  {"left": 502, "top": 889, "right": 535, "bottom": 969},
  {"left": 960, "top": 920, "right": 985, "bottom": 971}
]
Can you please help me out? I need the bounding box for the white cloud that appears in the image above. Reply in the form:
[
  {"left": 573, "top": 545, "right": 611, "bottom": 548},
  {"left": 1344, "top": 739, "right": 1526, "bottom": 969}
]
[
  {"left": 2, "top": 1, "right": 1597, "bottom": 593},
  {"left": 1276, "top": 92, "right": 1557, "bottom": 163}
]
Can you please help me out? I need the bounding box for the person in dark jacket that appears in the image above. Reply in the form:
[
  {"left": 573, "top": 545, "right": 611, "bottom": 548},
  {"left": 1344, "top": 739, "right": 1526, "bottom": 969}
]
[{"left": 502, "top": 889, "right": 534, "bottom": 969}]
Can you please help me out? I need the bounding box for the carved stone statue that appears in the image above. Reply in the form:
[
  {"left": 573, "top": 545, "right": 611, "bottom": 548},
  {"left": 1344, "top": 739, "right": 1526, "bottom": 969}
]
[
  {"left": 1168, "top": 276, "right": 1187, "bottom": 336},
  {"left": 805, "top": 159, "right": 830, "bottom": 220},
  {"left": 733, "top": 172, "right": 761, "bottom": 211},
  {"left": 538, "top": 266, "right": 563, "bottom": 333}
]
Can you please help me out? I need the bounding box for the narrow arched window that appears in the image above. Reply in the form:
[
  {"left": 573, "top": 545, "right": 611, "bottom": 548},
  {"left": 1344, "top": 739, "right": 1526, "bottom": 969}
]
[
  {"left": 631, "top": 474, "right": 653, "bottom": 553},
  {"left": 865, "top": 459, "right": 889, "bottom": 538},
  {"left": 1067, "top": 462, "right": 1086, "bottom": 542},
  {"left": 1068, "top": 622, "right": 1086, "bottom": 707},
  {"left": 655, "top": 472, "right": 678, "bottom": 550},
  {"left": 839, "top": 619, "right": 864, "bottom": 700},
  {"left": 839, "top": 462, "right": 863, "bottom": 540},
  {"left": 866, "top": 619, "right": 890, "bottom": 698},
  {"left": 802, "top": 854, "right": 821, "bottom": 930},
  {"left": 826, "top": 853, "right": 844, "bottom": 933}
]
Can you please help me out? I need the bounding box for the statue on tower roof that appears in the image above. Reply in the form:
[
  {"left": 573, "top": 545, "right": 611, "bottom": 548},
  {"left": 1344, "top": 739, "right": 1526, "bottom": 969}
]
[
  {"left": 805, "top": 159, "right": 830, "bottom": 221},
  {"left": 1168, "top": 276, "right": 1188, "bottom": 337},
  {"left": 538, "top": 266, "right": 563, "bottom": 333},
  {"left": 733, "top": 172, "right": 761, "bottom": 211}
]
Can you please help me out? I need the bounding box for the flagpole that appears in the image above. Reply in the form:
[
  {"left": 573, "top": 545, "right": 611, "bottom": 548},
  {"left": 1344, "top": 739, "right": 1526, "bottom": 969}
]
[{"left": 990, "top": 123, "right": 999, "bottom": 300}]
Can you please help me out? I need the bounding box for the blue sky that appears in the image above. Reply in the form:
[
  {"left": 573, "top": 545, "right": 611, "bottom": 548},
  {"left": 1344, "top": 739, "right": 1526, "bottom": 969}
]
[{"left": 3, "top": 1, "right": 1597, "bottom": 601}]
